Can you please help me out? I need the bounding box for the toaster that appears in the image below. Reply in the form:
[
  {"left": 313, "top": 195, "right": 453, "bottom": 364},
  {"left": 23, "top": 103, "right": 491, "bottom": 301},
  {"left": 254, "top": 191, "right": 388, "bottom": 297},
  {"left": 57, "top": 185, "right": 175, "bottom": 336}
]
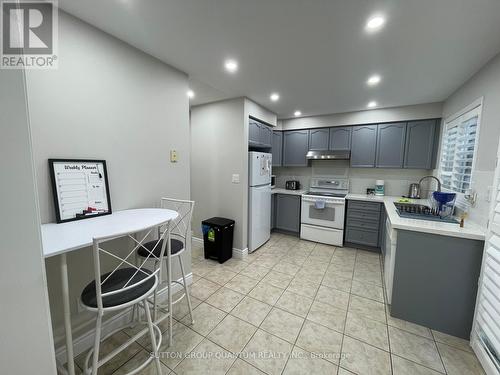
[{"left": 285, "top": 180, "right": 301, "bottom": 190}]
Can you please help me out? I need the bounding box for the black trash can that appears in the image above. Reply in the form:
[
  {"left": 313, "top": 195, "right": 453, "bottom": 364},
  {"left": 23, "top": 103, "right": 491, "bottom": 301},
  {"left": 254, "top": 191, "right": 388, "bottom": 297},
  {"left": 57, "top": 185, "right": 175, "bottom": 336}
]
[{"left": 202, "top": 217, "right": 235, "bottom": 264}]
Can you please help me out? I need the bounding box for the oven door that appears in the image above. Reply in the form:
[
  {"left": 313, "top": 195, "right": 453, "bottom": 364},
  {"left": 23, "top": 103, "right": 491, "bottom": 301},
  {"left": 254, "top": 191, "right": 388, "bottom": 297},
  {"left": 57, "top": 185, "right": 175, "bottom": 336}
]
[{"left": 301, "top": 196, "right": 345, "bottom": 229}]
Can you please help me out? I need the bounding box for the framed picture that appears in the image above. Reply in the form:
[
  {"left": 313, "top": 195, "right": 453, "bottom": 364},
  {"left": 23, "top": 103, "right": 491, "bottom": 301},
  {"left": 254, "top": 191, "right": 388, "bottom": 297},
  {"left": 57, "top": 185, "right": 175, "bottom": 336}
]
[{"left": 49, "top": 159, "right": 112, "bottom": 223}]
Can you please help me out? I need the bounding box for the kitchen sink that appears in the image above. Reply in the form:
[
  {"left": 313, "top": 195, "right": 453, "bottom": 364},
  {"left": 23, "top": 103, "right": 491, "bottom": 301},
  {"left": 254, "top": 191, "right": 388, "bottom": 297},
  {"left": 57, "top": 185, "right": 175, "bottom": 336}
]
[{"left": 394, "top": 202, "right": 460, "bottom": 224}]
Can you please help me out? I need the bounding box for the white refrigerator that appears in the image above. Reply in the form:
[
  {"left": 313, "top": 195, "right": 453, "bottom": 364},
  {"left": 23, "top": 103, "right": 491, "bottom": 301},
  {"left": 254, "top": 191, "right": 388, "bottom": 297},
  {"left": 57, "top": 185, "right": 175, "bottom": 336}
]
[{"left": 248, "top": 152, "right": 272, "bottom": 253}]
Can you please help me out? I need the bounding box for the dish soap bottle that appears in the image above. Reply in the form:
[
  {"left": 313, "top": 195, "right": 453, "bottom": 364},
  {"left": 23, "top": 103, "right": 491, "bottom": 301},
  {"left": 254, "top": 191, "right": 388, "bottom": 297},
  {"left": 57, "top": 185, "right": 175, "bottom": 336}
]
[{"left": 375, "top": 180, "right": 385, "bottom": 196}]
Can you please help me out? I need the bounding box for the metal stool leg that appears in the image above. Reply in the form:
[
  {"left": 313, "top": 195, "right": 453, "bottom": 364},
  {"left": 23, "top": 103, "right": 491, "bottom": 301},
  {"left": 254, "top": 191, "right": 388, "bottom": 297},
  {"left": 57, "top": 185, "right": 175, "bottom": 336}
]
[
  {"left": 167, "top": 253, "right": 173, "bottom": 347},
  {"left": 178, "top": 255, "right": 194, "bottom": 324},
  {"left": 143, "top": 300, "right": 163, "bottom": 375},
  {"left": 153, "top": 260, "right": 159, "bottom": 321},
  {"left": 91, "top": 314, "right": 103, "bottom": 375},
  {"left": 130, "top": 253, "right": 140, "bottom": 325}
]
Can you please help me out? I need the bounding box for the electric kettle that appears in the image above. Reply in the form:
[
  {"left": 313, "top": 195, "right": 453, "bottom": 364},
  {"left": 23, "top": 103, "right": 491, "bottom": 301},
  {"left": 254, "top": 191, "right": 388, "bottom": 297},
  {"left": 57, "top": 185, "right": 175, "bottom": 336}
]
[{"left": 408, "top": 183, "right": 421, "bottom": 199}]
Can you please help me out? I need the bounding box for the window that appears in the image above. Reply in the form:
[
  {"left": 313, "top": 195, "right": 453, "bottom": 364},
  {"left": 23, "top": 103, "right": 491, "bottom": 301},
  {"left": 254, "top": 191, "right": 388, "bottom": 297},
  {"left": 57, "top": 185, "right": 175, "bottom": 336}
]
[{"left": 439, "top": 102, "right": 482, "bottom": 196}]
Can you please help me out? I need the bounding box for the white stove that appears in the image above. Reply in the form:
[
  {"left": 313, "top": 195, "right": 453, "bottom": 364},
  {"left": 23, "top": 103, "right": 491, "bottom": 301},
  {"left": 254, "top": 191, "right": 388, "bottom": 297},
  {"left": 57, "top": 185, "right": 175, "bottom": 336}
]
[{"left": 300, "top": 178, "right": 348, "bottom": 246}]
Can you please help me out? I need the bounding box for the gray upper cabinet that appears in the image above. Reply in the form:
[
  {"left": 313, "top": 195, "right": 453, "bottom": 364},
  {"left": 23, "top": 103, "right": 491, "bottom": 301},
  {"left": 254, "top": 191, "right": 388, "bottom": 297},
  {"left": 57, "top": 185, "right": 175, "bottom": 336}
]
[
  {"left": 248, "top": 119, "right": 273, "bottom": 148},
  {"left": 260, "top": 124, "right": 272, "bottom": 147},
  {"left": 350, "top": 125, "right": 378, "bottom": 167},
  {"left": 270, "top": 119, "right": 439, "bottom": 169},
  {"left": 283, "top": 130, "right": 309, "bottom": 167},
  {"left": 249, "top": 121, "right": 260, "bottom": 145},
  {"left": 308, "top": 128, "right": 330, "bottom": 150},
  {"left": 376, "top": 122, "right": 407, "bottom": 168},
  {"left": 272, "top": 131, "right": 283, "bottom": 166},
  {"left": 329, "top": 126, "right": 352, "bottom": 150},
  {"left": 404, "top": 120, "right": 437, "bottom": 169}
]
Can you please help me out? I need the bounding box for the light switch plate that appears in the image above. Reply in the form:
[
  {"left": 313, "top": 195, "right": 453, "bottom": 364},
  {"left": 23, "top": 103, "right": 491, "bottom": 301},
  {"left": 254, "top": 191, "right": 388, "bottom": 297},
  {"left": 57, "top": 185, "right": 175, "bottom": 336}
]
[
  {"left": 170, "top": 150, "right": 178, "bottom": 163},
  {"left": 232, "top": 174, "right": 240, "bottom": 183}
]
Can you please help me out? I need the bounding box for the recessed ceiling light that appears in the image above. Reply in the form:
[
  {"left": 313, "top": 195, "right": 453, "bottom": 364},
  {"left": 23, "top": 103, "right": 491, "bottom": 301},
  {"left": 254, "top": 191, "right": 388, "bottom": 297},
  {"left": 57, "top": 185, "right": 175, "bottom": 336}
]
[
  {"left": 187, "top": 90, "right": 195, "bottom": 99},
  {"left": 365, "top": 15, "right": 386, "bottom": 32},
  {"left": 224, "top": 59, "right": 238, "bottom": 73},
  {"left": 367, "top": 101, "right": 377, "bottom": 108},
  {"left": 270, "top": 93, "right": 280, "bottom": 102},
  {"left": 294, "top": 110, "right": 302, "bottom": 117},
  {"left": 367, "top": 74, "right": 381, "bottom": 86}
]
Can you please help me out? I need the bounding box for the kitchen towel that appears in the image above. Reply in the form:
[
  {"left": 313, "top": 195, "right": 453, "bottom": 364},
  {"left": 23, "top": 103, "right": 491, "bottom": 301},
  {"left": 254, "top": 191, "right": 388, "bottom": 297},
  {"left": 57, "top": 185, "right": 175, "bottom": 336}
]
[{"left": 314, "top": 200, "right": 326, "bottom": 209}]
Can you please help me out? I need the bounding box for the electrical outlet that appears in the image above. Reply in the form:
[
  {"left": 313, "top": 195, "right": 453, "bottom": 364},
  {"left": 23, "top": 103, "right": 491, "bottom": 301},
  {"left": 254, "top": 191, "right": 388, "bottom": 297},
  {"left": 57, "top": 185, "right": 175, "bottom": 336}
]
[
  {"left": 170, "top": 150, "right": 178, "bottom": 163},
  {"left": 232, "top": 174, "right": 240, "bottom": 183}
]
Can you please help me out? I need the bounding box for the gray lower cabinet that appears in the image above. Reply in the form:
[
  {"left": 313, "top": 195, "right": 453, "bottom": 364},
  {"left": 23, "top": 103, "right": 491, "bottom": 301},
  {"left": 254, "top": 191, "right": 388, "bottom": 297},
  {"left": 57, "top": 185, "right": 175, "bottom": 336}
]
[
  {"left": 275, "top": 194, "right": 301, "bottom": 233},
  {"left": 391, "top": 230, "right": 484, "bottom": 339},
  {"left": 329, "top": 126, "right": 352, "bottom": 150},
  {"left": 376, "top": 122, "right": 406, "bottom": 168},
  {"left": 379, "top": 207, "right": 386, "bottom": 249},
  {"left": 350, "top": 125, "right": 378, "bottom": 167},
  {"left": 283, "top": 130, "right": 309, "bottom": 167},
  {"left": 345, "top": 200, "right": 382, "bottom": 248},
  {"left": 271, "top": 193, "right": 276, "bottom": 229},
  {"left": 272, "top": 131, "right": 282, "bottom": 166},
  {"left": 404, "top": 120, "right": 437, "bottom": 169},
  {"left": 308, "top": 128, "right": 330, "bottom": 150}
]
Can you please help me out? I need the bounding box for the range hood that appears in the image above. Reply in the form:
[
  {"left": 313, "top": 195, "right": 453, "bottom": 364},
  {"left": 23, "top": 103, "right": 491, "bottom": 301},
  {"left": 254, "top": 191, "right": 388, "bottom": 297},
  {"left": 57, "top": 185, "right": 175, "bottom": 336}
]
[{"left": 306, "top": 150, "right": 350, "bottom": 160}]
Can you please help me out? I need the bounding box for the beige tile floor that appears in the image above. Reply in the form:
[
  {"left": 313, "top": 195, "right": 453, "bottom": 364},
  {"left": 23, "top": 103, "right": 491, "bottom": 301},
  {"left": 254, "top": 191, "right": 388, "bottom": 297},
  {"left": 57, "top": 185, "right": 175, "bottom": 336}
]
[{"left": 74, "top": 233, "right": 485, "bottom": 375}]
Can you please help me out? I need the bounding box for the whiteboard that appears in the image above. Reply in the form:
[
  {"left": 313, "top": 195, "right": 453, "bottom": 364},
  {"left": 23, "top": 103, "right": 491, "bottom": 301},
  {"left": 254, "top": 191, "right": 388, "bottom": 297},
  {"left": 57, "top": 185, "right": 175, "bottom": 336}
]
[{"left": 49, "top": 159, "right": 112, "bottom": 223}]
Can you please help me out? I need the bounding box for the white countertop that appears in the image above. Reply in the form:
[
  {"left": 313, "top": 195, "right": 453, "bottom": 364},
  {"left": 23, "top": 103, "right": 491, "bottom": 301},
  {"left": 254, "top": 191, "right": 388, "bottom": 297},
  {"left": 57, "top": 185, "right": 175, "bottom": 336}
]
[
  {"left": 271, "top": 188, "right": 307, "bottom": 196},
  {"left": 41, "top": 208, "right": 178, "bottom": 258},
  {"left": 346, "top": 194, "right": 485, "bottom": 241}
]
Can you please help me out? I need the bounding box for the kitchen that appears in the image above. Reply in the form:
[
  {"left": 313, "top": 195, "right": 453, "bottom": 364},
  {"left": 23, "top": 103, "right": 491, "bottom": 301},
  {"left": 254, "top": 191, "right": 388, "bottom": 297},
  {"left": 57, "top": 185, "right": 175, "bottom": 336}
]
[
  {"left": 4, "top": 2, "right": 500, "bottom": 375},
  {"left": 245, "top": 111, "right": 485, "bottom": 338}
]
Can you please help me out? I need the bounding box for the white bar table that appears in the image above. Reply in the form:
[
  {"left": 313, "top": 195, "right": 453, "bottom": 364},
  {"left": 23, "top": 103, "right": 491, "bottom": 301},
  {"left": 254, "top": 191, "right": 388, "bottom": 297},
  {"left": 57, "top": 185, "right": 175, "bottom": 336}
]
[{"left": 41, "top": 208, "right": 178, "bottom": 375}]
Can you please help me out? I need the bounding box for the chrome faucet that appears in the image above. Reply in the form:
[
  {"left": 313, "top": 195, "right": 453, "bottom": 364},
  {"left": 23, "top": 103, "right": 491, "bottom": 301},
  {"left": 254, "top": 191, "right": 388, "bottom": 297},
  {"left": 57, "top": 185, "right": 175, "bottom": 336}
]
[{"left": 418, "top": 175, "right": 442, "bottom": 193}]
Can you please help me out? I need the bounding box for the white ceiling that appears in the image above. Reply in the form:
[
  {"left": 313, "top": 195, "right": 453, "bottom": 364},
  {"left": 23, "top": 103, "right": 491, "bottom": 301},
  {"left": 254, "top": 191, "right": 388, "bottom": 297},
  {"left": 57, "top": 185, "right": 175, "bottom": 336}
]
[{"left": 59, "top": 0, "right": 500, "bottom": 119}]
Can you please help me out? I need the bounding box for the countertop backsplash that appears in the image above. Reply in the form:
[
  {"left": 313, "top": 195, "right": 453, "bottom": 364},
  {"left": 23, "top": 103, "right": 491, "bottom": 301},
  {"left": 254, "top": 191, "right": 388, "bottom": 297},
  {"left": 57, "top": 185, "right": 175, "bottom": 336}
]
[{"left": 273, "top": 160, "right": 430, "bottom": 196}]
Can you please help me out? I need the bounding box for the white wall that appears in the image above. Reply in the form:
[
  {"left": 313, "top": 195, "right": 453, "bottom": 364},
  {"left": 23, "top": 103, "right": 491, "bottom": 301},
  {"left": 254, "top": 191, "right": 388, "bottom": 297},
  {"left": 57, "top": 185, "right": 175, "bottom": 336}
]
[
  {"left": 25, "top": 11, "right": 191, "bottom": 345},
  {"left": 442, "top": 52, "right": 500, "bottom": 172},
  {"left": 190, "top": 98, "right": 246, "bottom": 249},
  {"left": 245, "top": 99, "right": 277, "bottom": 126},
  {"left": 190, "top": 98, "right": 276, "bottom": 251},
  {"left": 438, "top": 52, "right": 500, "bottom": 227},
  {"left": 0, "top": 70, "right": 56, "bottom": 373},
  {"left": 281, "top": 102, "right": 443, "bottom": 129}
]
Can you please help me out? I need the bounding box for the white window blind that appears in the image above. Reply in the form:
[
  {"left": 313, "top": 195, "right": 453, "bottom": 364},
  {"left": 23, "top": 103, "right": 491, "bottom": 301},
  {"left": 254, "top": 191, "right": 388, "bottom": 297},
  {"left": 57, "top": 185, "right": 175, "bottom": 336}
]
[
  {"left": 439, "top": 105, "right": 481, "bottom": 195},
  {"left": 472, "top": 175, "right": 500, "bottom": 374}
]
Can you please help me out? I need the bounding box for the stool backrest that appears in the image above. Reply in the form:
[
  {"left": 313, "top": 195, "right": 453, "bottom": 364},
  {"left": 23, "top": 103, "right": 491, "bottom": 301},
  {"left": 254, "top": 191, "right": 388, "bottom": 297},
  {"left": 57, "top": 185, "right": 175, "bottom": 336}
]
[
  {"left": 91, "top": 219, "right": 172, "bottom": 311},
  {"left": 160, "top": 198, "right": 194, "bottom": 245}
]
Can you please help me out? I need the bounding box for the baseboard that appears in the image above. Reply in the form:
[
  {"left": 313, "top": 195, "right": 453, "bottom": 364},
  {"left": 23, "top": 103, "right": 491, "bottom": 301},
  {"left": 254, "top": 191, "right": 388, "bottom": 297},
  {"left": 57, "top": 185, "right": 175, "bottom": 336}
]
[
  {"left": 55, "top": 273, "right": 193, "bottom": 365},
  {"left": 232, "top": 247, "right": 248, "bottom": 260},
  {"left": 344, "top": 241, "right": 381, "bottom": 253},
  {"left": 192, "top": 236, "right": 203, "bottom": 245},
  {"left": 192, "top": 237, "right": 248, "bottom": 260}
]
